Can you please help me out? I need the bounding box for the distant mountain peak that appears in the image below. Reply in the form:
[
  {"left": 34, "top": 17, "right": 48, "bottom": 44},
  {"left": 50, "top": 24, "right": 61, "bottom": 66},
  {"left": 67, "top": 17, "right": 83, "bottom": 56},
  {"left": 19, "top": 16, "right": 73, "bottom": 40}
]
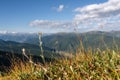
[
  {"left": 0, "top": 31, "right": 8, "bottom": 34},
  {"left": 0, "top": 31, "right": 18, "bottom": 34}
]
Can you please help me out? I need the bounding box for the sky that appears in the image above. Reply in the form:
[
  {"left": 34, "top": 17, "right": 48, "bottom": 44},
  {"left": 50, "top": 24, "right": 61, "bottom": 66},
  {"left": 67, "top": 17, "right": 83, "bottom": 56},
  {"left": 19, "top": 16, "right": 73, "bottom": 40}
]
[{"left": 0, "top": 0, "right": 120, "bottom": 33}]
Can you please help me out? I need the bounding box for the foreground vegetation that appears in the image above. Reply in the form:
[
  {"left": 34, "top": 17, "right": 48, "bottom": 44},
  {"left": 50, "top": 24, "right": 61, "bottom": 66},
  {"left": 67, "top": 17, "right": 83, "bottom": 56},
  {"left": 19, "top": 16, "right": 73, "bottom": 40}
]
[{"left": 0, "top": 49, "right": 120, "bottom": 80}]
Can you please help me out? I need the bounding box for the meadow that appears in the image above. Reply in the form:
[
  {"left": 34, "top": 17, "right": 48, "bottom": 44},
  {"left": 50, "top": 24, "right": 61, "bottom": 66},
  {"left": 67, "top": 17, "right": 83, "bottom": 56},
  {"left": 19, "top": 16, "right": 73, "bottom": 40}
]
[{"left": 0, "top": 48, "right": 120, "bottom": 80}]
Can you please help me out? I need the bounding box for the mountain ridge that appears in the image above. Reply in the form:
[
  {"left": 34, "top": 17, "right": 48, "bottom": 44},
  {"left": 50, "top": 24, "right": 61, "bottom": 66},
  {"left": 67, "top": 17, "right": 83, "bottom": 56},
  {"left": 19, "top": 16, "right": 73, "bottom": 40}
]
[{"left": 0, "top": 31, "right": 119, "bottom": 53}]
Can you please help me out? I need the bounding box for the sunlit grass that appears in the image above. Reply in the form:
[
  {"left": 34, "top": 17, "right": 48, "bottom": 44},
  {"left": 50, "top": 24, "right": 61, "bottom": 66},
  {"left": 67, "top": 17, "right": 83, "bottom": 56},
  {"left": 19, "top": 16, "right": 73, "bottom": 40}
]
[{"left": 0, "top": 48, "right": 120, "bottom": 80}]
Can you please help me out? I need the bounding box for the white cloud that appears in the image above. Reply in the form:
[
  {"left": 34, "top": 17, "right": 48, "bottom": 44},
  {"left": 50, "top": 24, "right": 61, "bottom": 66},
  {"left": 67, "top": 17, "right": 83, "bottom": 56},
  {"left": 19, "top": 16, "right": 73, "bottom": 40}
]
[
  {"left": 74, "top": 0, "right": 120, "bottom": 31},
  {"left": 74, "top": 0, "right": 120, "bottom": 20},
  {"left": 29, "top": 20, "right": 76, "bottom": 33},
  {"left": 30, "top": 20, "right": 71, "bottom": 28},
  {"left": 57, "top": 4, "right": 64, "bottom": 12}
]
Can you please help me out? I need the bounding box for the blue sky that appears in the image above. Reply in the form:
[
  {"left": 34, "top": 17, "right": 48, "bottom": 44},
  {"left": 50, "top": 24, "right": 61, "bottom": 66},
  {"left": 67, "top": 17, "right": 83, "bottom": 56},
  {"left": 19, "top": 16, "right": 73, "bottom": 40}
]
[{"left": 0, "top": 0, "right": 120, "bottom": 33}]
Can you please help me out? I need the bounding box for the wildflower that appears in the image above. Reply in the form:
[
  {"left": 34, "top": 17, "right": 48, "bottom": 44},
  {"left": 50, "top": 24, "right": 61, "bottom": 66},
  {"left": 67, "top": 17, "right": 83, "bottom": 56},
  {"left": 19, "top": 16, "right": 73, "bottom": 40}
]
[
  {"left": 22, "top": 48, "right": 26, "bottom": 55},
  {"left": 22, "top": 48, "right": 29, "bottom": 60}
]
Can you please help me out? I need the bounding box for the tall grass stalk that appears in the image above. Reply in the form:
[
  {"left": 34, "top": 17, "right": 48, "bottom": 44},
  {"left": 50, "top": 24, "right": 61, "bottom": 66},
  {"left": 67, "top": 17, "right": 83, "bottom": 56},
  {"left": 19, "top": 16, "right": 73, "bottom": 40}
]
[{"left": 38, "top": 32, "right": 45, "bottom": 64}]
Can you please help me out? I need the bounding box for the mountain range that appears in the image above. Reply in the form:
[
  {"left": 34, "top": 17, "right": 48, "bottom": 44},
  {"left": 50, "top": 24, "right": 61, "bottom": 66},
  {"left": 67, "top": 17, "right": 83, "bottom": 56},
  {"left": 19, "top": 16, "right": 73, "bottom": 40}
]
[{"left": 0, "top": 31, "right": 120, "bottom": 54}]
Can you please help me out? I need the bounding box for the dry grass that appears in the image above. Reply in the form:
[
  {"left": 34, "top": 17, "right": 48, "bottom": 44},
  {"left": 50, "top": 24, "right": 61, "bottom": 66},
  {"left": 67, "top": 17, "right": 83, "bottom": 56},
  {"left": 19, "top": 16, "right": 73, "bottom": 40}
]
[{"left": 0, "top": 49, "right": 120, "bottom": 80}]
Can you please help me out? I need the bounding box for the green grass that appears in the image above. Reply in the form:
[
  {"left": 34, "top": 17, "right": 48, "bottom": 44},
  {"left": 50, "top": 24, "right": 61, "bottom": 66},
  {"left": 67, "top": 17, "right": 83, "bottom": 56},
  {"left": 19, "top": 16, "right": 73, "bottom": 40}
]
[{"left": 1, "top": 49, "right": 120, "bottom": 80}]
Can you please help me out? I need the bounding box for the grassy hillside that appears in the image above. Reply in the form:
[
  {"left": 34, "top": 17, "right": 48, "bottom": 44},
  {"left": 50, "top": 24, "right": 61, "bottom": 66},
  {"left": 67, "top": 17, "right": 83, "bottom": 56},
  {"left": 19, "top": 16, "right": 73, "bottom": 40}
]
[
  {"left": 0, "top": 49, "right": 120, "bottom": 80},
  {"left": 82, "top": 31, "right": 120, "bottom": 50},
  {"left": 41, "top": 31, "right": 120, "bottom": 53},
  {"left": 0, "top": 39, "right": 57, "bottom": 58}
]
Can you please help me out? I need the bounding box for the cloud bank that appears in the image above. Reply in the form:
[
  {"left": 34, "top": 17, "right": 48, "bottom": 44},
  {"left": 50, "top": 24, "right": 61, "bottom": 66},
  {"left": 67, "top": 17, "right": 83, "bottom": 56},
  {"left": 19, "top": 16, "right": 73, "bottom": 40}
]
[
  {"left": 30, "top": 20, "right": 76, "bottom": 33},
  {"left": 74, "top": 0, "right": 120, "bottom": 20},
  {"left": 74, "top": 0, "right": 120, "bottom": 31}
]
